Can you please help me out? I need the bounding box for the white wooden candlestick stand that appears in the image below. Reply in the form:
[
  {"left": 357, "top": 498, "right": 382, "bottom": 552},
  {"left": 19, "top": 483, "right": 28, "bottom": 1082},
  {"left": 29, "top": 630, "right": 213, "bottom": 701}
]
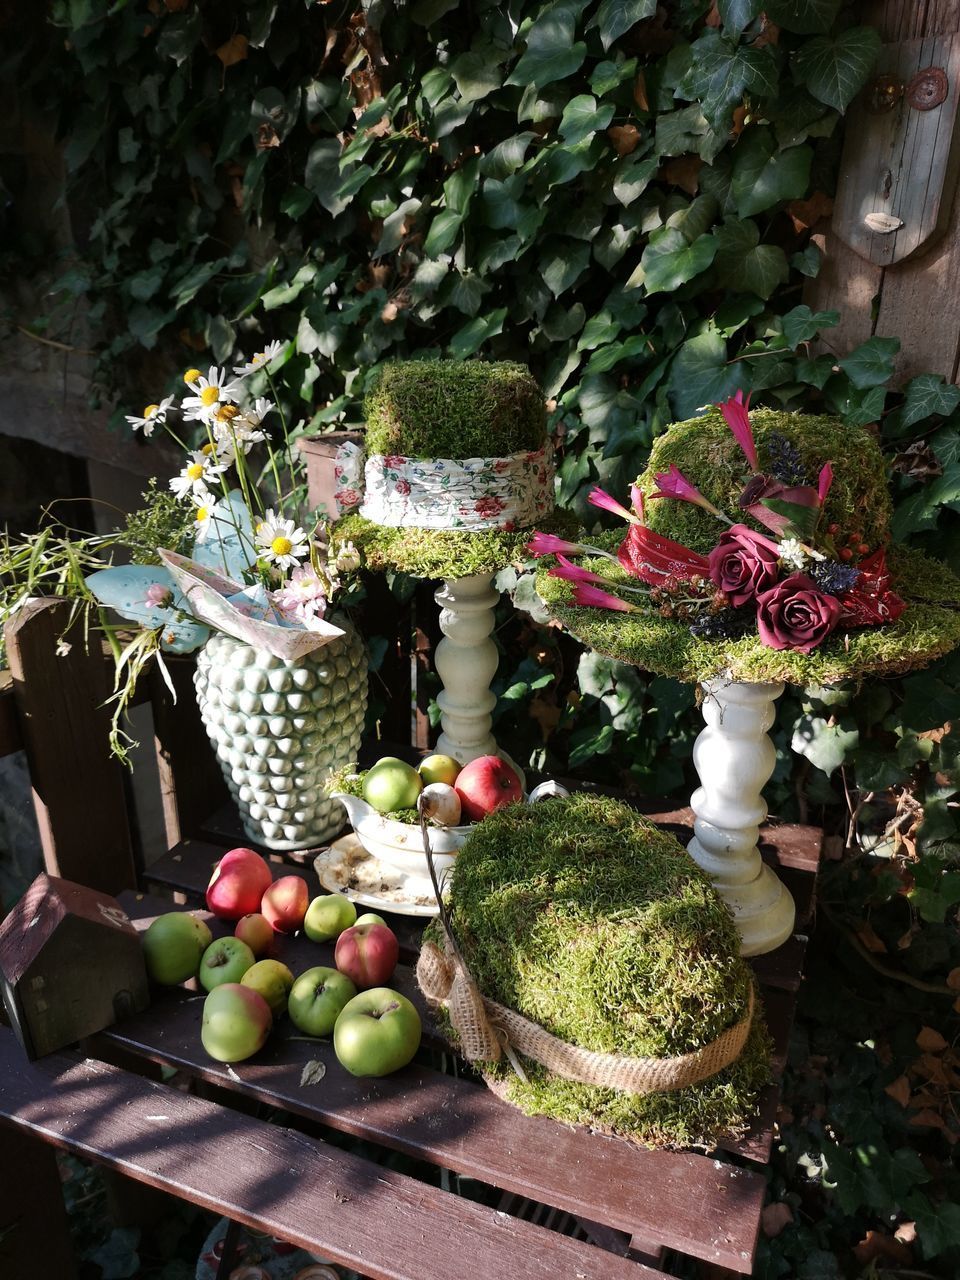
[
  {"left": 686, "top": 677, "right": 796, "bottom": 957},
  {"left": 433, "top": 573, "right": 501, "bottom": 764}
]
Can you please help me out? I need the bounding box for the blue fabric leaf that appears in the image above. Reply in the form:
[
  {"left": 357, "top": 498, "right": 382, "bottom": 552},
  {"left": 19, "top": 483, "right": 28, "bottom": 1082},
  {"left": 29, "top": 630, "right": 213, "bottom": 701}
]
[
  {"left": 192, "top": 489, "right": 257, "bottom": 581},
  {"left": 85, "top": 565, "right": 210, "bottom": 654}
]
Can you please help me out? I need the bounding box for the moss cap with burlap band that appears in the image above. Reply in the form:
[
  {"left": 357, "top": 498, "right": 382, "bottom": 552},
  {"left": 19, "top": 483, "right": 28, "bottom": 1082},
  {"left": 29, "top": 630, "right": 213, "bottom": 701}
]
[
  {"left": 534, "top": 409, "right": 960, "bottom": 686},
  {"left": 421, "top": 792, "right": 770, "bottom": 1150}
]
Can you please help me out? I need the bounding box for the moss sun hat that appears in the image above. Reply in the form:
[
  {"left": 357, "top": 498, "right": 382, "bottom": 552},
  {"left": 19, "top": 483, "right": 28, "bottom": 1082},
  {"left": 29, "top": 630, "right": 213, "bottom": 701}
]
[{"left": 532, "top": 400, "right": 960, "bottom": 686}]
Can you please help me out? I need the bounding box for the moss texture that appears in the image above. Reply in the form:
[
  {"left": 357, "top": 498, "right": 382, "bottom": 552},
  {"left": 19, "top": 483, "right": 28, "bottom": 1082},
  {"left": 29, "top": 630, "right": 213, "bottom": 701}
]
[
  {"left": 364, "top": 360, "right": 546, "bottom": 459},
  {"left": 335, "top": 508, "right": 578, "bottom": 579},
  {"left": 637, "top": 408, "right": 891, "bottom": 555},
  {"left": 425, "top": 793, "right": 769, "bottom": 1149},
  {"left": 535, "top": 550, "right": 960, "bottom": 685}
]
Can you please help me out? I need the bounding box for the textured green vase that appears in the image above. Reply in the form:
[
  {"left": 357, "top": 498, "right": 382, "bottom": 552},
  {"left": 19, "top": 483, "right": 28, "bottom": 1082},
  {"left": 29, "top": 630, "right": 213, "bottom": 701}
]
[{"left": 194, "top": 625, "right": 367, "bottom": 851}]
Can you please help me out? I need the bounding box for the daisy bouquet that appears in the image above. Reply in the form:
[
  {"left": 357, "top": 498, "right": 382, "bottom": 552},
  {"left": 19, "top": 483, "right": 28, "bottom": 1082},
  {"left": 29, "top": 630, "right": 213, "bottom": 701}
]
[
  {"left": 1, "top": 342, "right": 359, "bottom": 759},
  {"left": 528, "top": 393, "right": 905, "bottom": 656},
  {"left": 94, "top": 343, "right": 361, "bottom": 657}
]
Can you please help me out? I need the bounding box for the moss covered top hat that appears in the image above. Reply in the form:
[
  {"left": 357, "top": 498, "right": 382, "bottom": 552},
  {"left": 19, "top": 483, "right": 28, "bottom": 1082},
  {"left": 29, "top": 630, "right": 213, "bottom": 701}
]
[
  {"left": 335, "top": 360, "right": 573, "bottom": 579},
  {"left": 416, "top": 793, "right": 769, "bottom": 1149},
  {"left": 532, "top": 399, "right": 960, "bottom": 686}
]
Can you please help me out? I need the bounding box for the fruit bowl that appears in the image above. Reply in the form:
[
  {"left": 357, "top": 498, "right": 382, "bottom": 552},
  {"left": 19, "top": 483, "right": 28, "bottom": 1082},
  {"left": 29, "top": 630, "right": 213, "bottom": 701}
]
[{"left": 330, "top": 790, "right": 467, "bottom": 880}]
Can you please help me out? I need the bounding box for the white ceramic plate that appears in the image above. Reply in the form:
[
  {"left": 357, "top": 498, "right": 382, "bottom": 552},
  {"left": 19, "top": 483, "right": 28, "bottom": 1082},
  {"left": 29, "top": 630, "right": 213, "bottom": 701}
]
[{"left": 313, "top": 834, "right": 449, "bottom": 917}]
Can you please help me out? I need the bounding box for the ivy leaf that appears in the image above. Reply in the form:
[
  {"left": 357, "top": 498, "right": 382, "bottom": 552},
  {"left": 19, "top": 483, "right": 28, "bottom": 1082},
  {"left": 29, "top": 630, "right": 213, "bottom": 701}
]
[
  {"left": 611, "top": 153, "right": 658, "bottom": 205},
  {"left": 677, "top": 31, "right": 778, "bottom": 131},
  {"left": 506, "top": 5, "right": 588, "bottom": 90},
  {"left": 713, "top": 219, "right": 788, "bottom": 299},
  {"left": 931, "top": 425, "right": 960, "bottom": 466},
  {"left": 791, "top": 714, "right": 859, "bottom": 774},
  {"left": 451, "top": 48, "right": 504, "bottom": 103},
  {"left": 448, "top": 307, "right": 508, "bottom": 358},
  {"left": 668, "top": 325, "right": 744, "bottom": 420},
  {"left": 890, "top": 464, "right": 960, "bottom": 538},
  {"left": 635, "top": 226, "right": 718, "bottom": 294},
  {"left": 791, "top": 242, "right": 822, "bottom": 277},
  {"left": 559, "top": 94, "right": 616, "bottom": 145},
  {"left": 764, "top": 0, "right": 841, "bottom": 34},
  {"left": 569, "top": 721, "right": 615, "bottom": 767},
  {"left": 717, "top": 0, "right": 761, "bottom": 37},
  {"left": 479, "top": 132, "right": 536, "bottom": 179},
  {"left": 305, "top": 138, "right": 351, "bottom": 215},
  {"left": 541, "top": 240, "right": 592, "bottom": 295},
  {"left": 655, "top": 104, "right": 713, "bottom": 158},
  {"left": 592, "top": 0, "right": 657, "bottom": 52},
  {"left": 794, "top": 28, "right": 882, "bottom": 111},
  {"left": 424, "top": 208, "right": 463, "bottom": 256},
  {"left": 900, "top": 374, "right": 960, "bottom": 429},
  {"left": 838, "top": 336, "right": 900, "bottom": 389},
  {"left": 410, "top": 0, "right": 459, "bottom": 24},
  {"left": 731, "top": 129, "right": 813, "bottom": 217},
  {"left": 781, "top": 304, "right": 840, "bottom": 348}
]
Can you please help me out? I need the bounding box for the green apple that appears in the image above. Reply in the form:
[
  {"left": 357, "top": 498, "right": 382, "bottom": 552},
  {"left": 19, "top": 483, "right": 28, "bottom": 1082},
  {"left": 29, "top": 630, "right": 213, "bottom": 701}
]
[
  {"left": 362, "top": 756, "right": 422, "bottom": 814},
  {"left": 354, "top": 912, "right": 387, "bottom": 928},
  {"left": 201, "top": 984, "right": 272, "bottom": 1063},
  {"left": 418, "top": 753, "right": 461, "bottom": 786},
  {"left": 241, "top": 959, "right": 294, "bottom": 1018},
  {"left": 303, "top": 893, "right": 357, "bottom": 943},
  {"left": 288, "top": 966, "right": 357, "bottom": 1037},
  {"left": 199, "top": 936, "right": 256, "bottom": 992},
  {"left": 141, "top": 912, "right": 212, "bottom": 985},
  {"left": 333, "top": 987, "right": 421, "bottom": 1077}
]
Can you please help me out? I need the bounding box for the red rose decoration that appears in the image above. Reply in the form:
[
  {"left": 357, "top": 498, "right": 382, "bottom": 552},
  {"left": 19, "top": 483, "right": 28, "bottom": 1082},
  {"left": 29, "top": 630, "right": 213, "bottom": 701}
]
[
  {"left": 384, "top": 454, "right": 405, "bottom": 470},
  {"left": 708, "top": 524, "right": 780, "bottom": 606},
  {"left": 756, "top": 573, "right": 842, "bottom": 653},
  {"left": 334, "top": 487, "right": 360, "bottom": 508},
  {"left": 395, "top": 478, "right": 411, "bottom": 496}
]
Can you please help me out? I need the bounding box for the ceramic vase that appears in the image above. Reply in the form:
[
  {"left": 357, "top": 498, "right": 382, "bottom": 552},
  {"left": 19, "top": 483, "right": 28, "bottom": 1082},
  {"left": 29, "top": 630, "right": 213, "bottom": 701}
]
[{"left": 194, "top": 624, "right": 367, "bottom": 851}]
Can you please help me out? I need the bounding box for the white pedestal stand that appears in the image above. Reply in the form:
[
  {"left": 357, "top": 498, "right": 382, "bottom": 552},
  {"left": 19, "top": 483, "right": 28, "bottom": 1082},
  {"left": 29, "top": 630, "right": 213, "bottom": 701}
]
[
  {"left": 686, "top": 677, "right": 796, "bottom": 957},
  {"left": 433, "top": 573, "right": 501, "bottom": 765}
]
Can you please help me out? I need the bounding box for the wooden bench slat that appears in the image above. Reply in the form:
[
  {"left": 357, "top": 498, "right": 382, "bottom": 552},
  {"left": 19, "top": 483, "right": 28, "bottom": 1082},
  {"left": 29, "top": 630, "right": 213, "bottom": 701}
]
[
  {"left": 0, "top": 1029, "right": 667, "bottom": 1280},
  {"left": 103, "top": 894, "right": 768, "bottom": 1273}
]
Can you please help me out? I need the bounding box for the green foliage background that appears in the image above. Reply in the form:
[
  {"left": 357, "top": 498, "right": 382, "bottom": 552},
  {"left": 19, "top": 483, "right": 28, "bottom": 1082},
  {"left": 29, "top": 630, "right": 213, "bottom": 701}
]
[{"left": 5, "top": 0, "right": 960, "bottom": 1273}]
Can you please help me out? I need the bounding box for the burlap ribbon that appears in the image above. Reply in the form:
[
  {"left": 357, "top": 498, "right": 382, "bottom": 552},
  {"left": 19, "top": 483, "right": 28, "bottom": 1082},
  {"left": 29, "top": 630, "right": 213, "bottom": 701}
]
[{"left": 417, "top": 934, "right": 755, "bottom": 1096}]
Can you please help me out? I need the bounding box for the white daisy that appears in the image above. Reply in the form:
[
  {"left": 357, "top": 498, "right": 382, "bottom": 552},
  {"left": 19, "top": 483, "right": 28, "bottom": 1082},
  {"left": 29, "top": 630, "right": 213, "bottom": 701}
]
[
  {"left": 125, "top": 395, "right": 174, "bottom": 437},
  {"left": 248, "top": 397, "right": 275, "bottom": 424},
  {"left": 182, "top": 366, "right": 243, "bottom": 423},
  {"left": 254, "top": 508, "right": 309, "bottom": 570},
  {"left": 212, "top": 408, "right": 266, "bottom": 457},
  {"left": 192, "top": 493, "right": 222, "bottom": 542},
  {"left": 232, "top": 341, "right": 286, "bottom": 377},
  {"left": 169, "top": 450, "right": 226, "bottom": 500}
]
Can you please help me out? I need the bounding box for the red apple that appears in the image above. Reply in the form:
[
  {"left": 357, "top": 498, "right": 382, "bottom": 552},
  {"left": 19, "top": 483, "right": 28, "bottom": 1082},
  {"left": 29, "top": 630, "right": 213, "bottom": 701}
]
[
  {"left": 234, "top": 912, "right": 274, "bottom": 958},
  {"left": 260, "top": 875, "right": 309, "bottom": 933},
  {"left": 334, "top": 922, "right": 399, "bottom": 989},
  {"left": 206, "top": 847, "right": 273, "bottom": 920},
  {"left": 454, "top": 755, "right": 523, "bottom": 821}
]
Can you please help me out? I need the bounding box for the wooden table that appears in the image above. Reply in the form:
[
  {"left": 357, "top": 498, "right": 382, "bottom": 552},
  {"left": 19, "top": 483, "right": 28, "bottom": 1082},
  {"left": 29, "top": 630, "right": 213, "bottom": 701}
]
[{"left": 0, "top": 803, "right": 819, "bottom": 1279}]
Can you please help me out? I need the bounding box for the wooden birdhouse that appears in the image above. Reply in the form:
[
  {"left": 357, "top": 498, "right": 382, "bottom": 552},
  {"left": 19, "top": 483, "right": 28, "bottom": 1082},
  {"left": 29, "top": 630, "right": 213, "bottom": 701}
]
[{"left": 0, "top": 873, "right": 149, "bottom": 1059}]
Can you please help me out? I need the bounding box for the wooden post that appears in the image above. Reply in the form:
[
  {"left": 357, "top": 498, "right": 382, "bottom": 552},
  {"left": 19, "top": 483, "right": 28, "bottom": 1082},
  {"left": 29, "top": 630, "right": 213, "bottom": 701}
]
[
  {"left": 809, "top": 2, "right": 960, "bottom": 382},
  {"left": 4, "top": 598, "right": 137, "bottom": 895},
  {"left": 150, "top": 655, "right": 227, "bottom": 849},
  {"left": 0, "top": 1126, "right": 77, "bottom": 1279}
]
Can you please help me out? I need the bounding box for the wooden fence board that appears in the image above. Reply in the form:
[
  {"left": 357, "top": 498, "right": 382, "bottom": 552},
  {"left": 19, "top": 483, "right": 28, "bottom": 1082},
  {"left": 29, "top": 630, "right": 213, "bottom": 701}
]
[{"left": 0, "top": 1028, "right": 668, "bottom": 1280}]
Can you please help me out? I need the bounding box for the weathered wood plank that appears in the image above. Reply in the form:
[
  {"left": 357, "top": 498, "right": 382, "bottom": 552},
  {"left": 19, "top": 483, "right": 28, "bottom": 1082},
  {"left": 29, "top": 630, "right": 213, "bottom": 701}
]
[
  {"left": 150, "top": 655, "right": 227, "bottom": 850},
  {"left": 0, "top": 1028, "right": 669, "bottom": 1280},
  {"left": 4, "top": 598, "right": 137, "bottom": 894},
  {"left": 0, "top": 675, "right": 22, "bottom": 757},
  {"left": 0, "top": 1123, "right": 77, "bottom": 1280},
  {"left": 99, "top": 987, "right": 765, "bottom": 1273}
]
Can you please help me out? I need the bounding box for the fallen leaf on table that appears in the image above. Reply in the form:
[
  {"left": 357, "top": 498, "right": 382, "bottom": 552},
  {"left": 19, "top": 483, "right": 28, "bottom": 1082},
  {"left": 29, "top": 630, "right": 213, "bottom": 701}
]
[
  {"left": 761, "top": 1202, "right": 793, "bottom": 1238},
  {"left": 301, "top": 1059, "right": 327, "bottom": 1086},
  {"left": 916, "top": 1025, "right": 948, "bottom": 1053}
]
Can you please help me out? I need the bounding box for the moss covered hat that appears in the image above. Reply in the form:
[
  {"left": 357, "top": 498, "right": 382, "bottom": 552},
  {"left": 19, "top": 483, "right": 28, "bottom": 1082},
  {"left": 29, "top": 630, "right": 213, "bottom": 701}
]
[
  {"left": 335, "top": 359, "right": 574, "bottom": 579},
  {"left": 419, "top": 793, "right": 769, "bottom": 1149},
  {"left": 532, "top": 403, "right": 960, "bottom": 686}
]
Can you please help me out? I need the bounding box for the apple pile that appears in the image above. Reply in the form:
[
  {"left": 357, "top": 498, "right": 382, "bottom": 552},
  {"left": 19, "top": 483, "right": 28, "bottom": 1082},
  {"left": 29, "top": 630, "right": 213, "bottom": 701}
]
[
  {"left": 359, "top": 753, "right": 523, "bottom": 827},
  {"left": 139, "top": 846, "right": 421, "bottom": 1077}
]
